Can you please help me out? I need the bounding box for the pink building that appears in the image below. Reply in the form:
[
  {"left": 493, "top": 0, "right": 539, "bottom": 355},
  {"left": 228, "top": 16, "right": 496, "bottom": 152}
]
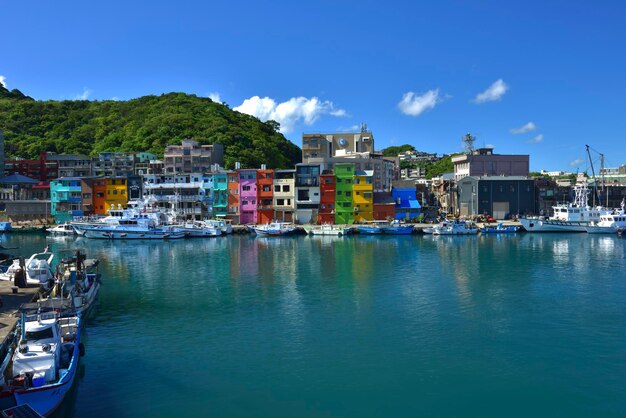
[{"left": 239, "top": 169, "right": 257, "bottom": 224}]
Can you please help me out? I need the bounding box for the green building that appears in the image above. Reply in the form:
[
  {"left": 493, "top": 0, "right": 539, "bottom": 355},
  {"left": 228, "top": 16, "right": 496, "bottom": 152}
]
[
  {"left": 211, "top": 172, "right": 229, "bottom": 217},
  {"left": 334, "top": 163, "right": 355, "bottom": 224},
  {"left": 50, "top": 177, "right": 84, "bottom": 223}
]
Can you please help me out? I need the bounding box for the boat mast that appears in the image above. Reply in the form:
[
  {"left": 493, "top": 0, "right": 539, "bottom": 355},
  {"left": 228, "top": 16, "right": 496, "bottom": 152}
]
[
  {"left": 600, "top": 153, "right": 607, "bottom": 207},
  {"left": 585, "top": 145, "right": 601, "bottom": 206}
]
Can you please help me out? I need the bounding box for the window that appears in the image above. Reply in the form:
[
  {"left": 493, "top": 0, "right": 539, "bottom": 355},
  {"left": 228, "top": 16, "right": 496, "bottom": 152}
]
[
  {"left": 274, "top": 185, "right": 281, "bottom": 192},
  {"left": 364, "top": 192, "right": 372, "bottom": 199},
  {"left": 282, "top": 185, "right": 290, "bottom": 192},
  {"left": 262, "top": 185, "right": 271, "bottom": 192},
  {"left": 113, "top": 189, "right": 118, "bottom": 195},
  {"left": 298, "top": 189, "right": 310, "bottom": 201},
  {"left": 242, "top": 185, "right": 251, "bottom": 191},
  {"left": 277, "top": 199, "right": 285, "bottom": 206}
]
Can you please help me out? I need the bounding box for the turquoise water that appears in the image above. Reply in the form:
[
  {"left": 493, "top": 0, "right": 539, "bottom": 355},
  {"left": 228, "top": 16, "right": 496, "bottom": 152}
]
[{"left": 4, "top": 233, "right": 625, "bottom": 417}]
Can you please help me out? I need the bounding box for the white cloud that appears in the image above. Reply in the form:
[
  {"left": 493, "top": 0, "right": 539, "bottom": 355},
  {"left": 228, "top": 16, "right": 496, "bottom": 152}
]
[
  {"left": 208, "top": 92, "right": 221, "bottom": 103},
  {"left": 74, "top": 88, "right": 91, "bottom": 100},
  {"left": 474, "top": 79, "right": 508, "bottom": 103},
  {"left": 526, "top": 134, "right": 544, "bottom": 144},
  {"left": 570, "top": 158, "right": 584, "bottom": 166},
  {"left": 0, "top": 75, "right": 6, "bottom": 88},
  {"left": 398, "top": 89, "right": 441, "bottom": 117},
  {"left": 510, "top": 122, "right": 536, "bottom": 134},
  {"left": 234, "top": 96, "right": 348, "bottom": 133}
]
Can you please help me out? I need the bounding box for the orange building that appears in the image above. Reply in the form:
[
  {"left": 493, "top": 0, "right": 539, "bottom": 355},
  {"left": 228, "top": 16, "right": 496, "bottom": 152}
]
[
  {"left": 92, "top": 179, "right": 107, "bottom": 215},
  {"left": 256, "top": 169, "right": 274, "bottom": 224},
  {"left": 227, "top": 171, "right": 240, "bottom": 224},
  {"left": 318, "top": 171, "right": 336, "bottom": 224}
]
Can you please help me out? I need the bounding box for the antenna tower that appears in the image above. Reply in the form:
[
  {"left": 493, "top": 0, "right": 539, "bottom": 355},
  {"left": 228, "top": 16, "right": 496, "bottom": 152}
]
[{"left": 462, "top": 132, "right": 476, "bottom": 154}]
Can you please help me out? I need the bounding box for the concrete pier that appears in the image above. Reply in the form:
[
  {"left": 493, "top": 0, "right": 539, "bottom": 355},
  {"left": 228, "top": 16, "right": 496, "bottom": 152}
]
[{"left": 0, "top": 281, "right": 39, "bottom": 343}]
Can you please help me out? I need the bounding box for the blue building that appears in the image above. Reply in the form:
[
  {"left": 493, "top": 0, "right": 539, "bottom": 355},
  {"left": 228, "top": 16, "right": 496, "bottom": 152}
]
[{"left": 392, "top": 181, "right": 421, "bottom": 221}]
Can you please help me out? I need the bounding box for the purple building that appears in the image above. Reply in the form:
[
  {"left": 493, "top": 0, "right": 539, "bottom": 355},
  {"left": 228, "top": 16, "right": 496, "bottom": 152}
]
[{"left": 239, "top": 169, "right": 257, "bottom": 224}]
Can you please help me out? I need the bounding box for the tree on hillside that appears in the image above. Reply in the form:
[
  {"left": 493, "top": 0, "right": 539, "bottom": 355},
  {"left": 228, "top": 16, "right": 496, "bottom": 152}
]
[
  {"left": 381, "top": 144, "right": 416, "bottom": 157},
  {"left": 0, "top": 89, "right": 301, "bottom": 169}
]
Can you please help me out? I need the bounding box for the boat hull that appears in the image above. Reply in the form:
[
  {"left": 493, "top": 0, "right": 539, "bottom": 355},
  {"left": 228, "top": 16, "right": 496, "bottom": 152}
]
[
  {"left": 520, "top": 218, "right": 589, "bottom": 232},
  {"left": 380, "top": 226, "right": 414, "bottom": 235},
  {"left": 83, "top": 229, "right": 185, "bottom": 239},
  {"left": 356, "top": 226, "right": 383, "bottom": 234},
  {"left": 585, "top": 226, "right": 618, "bottom": 234}
]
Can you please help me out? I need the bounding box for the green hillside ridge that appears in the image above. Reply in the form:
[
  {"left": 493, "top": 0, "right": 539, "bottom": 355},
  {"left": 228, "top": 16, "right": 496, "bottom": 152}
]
[{"left": 0, "top": 85, "right": 301, "bottom": 170}]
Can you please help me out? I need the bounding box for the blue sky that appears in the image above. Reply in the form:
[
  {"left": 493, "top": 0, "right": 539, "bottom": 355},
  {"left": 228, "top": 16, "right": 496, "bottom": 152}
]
[{"left": 2, "top": 0, "right": 625, "bottom": 171}]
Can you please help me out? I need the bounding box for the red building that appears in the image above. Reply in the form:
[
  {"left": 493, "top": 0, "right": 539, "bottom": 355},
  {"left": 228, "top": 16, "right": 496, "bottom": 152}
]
[
  {"left": 373, "top": 192, "right": 396, "bottom": 220},
  {"left": 256, "top": 169, "right": 274, "bottom": 224},
  {"left": 318, "top": 171, "right": 336, "bottom": 224},
  {"left": 4, "top": 152, "right": 58, "bottom": 181}
]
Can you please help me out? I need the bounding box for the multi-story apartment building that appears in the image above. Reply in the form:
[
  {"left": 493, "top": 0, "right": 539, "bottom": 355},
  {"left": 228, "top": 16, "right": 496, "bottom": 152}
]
[
  {"left": 334, "top": 163, "right": 354, "bottom": 225},
  {"left": 4, "top": 152, "right": 58, "bottom": 181},
  {"left": 92, "top": 152, "right": 136, "bottom": 177},
  {"left": 227, "top": 170, "right": 240, "bottom": 224},
  {"left": 92, "top": 178, "right": 107, "bottom": 215},
  {"left": 239, "top": 169, "right": 257, "bottom": 224},
  {"left": 353, "top": 170, "right": 374, "bottom": 222},
  {"left": 48, "top": 154, "right": 92, "bottom": 178},
  {"left": 256, "top": 169, "right": 274, "bottom": 224},
  {"left": 318, "top": 170, "right": 336, "bottom": 224},
  {"left": 105, "top": 177, "right": 129, "bottom": 212},
  {"left": 273, "top": 170, "right": 295, "bottom": 222},
  {"left": 142, "top": 173, "right": 208, "bottom": 220},
  {"left": 294, "top": 163, "right": 322, "bottom": 224},
  {"left": 50, "top": 178, "right": 83, "bottom": 223},
  {"left": 211, "top": 172, "right": 229, "bottom": 218},
  {"left": 302, "top": 129, "right": 374, "bottom": 161},
  {"left": 163, "top": 139, "right": 224, "bottom": 174},
  {"left": 133, "top": 152, "right": 159, "bottom": 175},
  {"left": 452, "top": 148, "right": 530, "bottom": 181}
]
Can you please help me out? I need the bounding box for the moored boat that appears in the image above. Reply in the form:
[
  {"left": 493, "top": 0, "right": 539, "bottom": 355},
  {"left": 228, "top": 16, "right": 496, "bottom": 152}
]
[
  {"left": 430, "top": 220, "right": 478, "bottom": 235},
  {"left": 480, "top": 223, "right": 520, "bottom": 234},
  {"left": 250, "top": 222, "right": 298, "bottom": 236},
  {"left": 585, "top": 200, "right": 626, "bottom": 234},
  {"left": 44, "top": 250, "right": 101, "bottom": 317},
  {"left": 0, "top": 250, "right": 54, "bottom": 286},
  {"left": 1, "top": 299, "right": 83, "bottom": 417},
  {"left": 305, "top": 224, "right": 352, "bottom": 236},
  {"left": 170, "top": 221, "right": 221, "bottom": 237},
  {"left": 46, "top": 223, "right": 77, "bottom": 235},
  {"left": 520, "top": 184, "right": 610, "bottom": 232},
  {"left": 379, "top": 223, "right": 415, "bottom": 235}
]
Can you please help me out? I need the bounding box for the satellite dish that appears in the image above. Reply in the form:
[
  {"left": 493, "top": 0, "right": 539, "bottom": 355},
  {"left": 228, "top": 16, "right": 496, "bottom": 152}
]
[{"left": 338, "top": 138, "right": 348, "bottom": 147}]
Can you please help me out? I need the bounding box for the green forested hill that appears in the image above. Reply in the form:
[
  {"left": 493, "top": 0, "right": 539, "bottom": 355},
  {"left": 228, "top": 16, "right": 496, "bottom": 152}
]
[{"left": 0, "top": 85, "right": 301, "bottom": 169}]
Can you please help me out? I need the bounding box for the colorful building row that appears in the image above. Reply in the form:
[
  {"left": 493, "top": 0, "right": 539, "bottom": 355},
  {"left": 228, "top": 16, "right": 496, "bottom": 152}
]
[{"left": 49, "top": 167, "right": 420, "bottom": 224}]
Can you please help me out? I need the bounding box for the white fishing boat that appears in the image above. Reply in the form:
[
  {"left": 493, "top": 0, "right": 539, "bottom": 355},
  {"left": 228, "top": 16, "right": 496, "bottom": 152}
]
[
  {"left": 305, "top": 224, "right": 352, "bottom": 236},
  {"left": 520, "top": 184, "right": 610, "bottom": 232},
  {"left": 585, "top": 199, "right": 626, "bottom": 234},
  {"left": 170, "top": 221, "right": 221, "bottom": 237},
  {"left": 250, "top": 221, "right": 298, "bottom": 236},
  {"left": 430, "top": 220, "right": 478, "bottom": 235},
  {"left": 206, "top": 218, "right": 233, "bottom": 234},
  {"left": 2, "top": 299, "right": 83, "bottom": 417},
  {"left": 0, "top": 250, "right": 54, "bottom": 286},
  {"left": 45, "top": 251, "right": 101, "bottom": 317},
  {"left": 46, "top": 223, "right": 77, "bottom": 235}
]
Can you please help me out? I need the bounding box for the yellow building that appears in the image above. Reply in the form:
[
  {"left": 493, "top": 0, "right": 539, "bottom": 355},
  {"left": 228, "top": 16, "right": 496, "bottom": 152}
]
[
  {"left": 105, "top": 177, "right": 128, "bottom": 212},
  {"left": 353, "top": 170, "right": 374, "bottom": 222}
]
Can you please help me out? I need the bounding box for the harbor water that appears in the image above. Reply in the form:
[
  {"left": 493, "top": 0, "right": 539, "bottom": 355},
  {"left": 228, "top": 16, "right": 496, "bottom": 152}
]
[{"left": 3, "top": 233, "right": 625, "bottom": 417}]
